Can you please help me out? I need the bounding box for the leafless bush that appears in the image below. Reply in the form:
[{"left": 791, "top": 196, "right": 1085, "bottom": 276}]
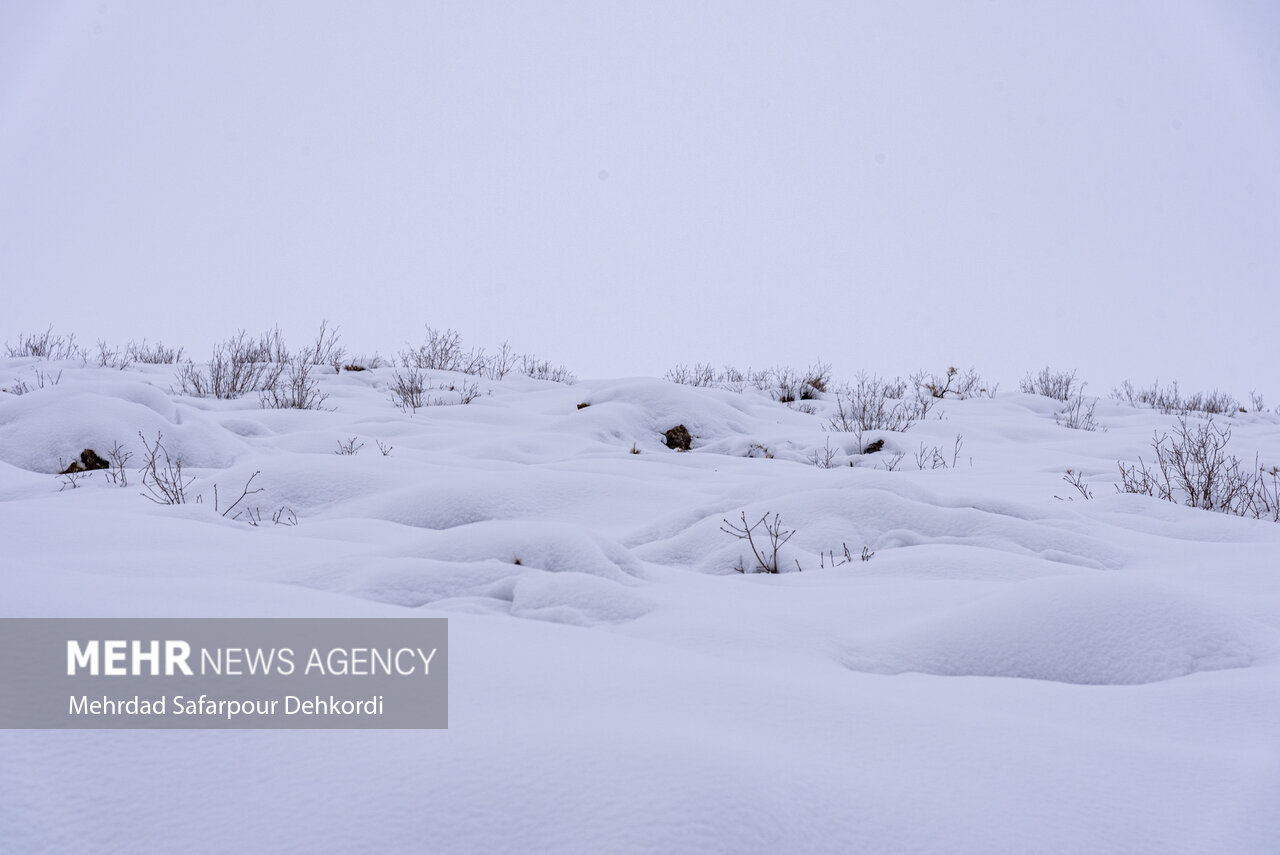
[
  {"left": 666, "top": 363, "right": 827, "bottom": 399},
  {"left": 1056, "top": 392, "right": 1101, "bottom": 431},
  {"left": 212, "top": 471, "right": 263, "bottom": 519},
  {"left": 295, "top": 320, "right": 345, "bottom": 368},
  {"left": 33, "top": 369, "right": 62, "bottom": 389},
  {"left": 914, "top": 434, "right": 964, "bottom": 470},
  {"left": 1111, "top": 380, "right": 1239, "bottom": 417},
  {"left": 519, "top": 355, "right": 575, "bottom": 384},
  {"left": 126, "top": 340, "right": 185, "bottom": 364},
  {"left": 818, "top": 543, "right": 876, "bottom": 567},
  {"left": 772, "top": 363, "right": 830, "bottom": 404},
  {"left": 251, "top": 326, "right": 291, "bottom": 365},
  {"left": 5, "top": 327, "right": 84, "bottom": 360},
  {"left": 1248, "top": 391, "right": 1267, "bottom": 414},
  {"left": 441, "top": 380, "right": 482, "bottom": 405},
  {"left": 138, "top": 431, "right": 194, "bottom": 505},
  {"left": 95, "top": 340, "right": 131, "bottom": 370},
  {"left": 343, "top": 352, "right": 385, "bottom": 372},
  {"left": 3, "top": 378, "right": 31, "bottom": 395},
  {"left": 1060, "top": 469, "right": 1093, "bottom": 500},
  {"left": 389, "top": 367, "right": 428, "bottom": 413},
  {"left": 104, "top": 441, "right": 133, "bottom": 487},
  {"left": 809, "top": 437, "right": 839, "bottom": 469},
  {"left": 335, "top": 437, "right": 364, "bottom": 456},
  {"left": 58, "top": 469, "right": 87, "bottom": 491},
  {"left": 259, "top": 355, "right": 329, "bottom": 410},
  {"left": 916, "top": 366, "right": 993, "bottom": 400},
  {"left": 665, "top": 363, "right": 718, "bottom": 387},
  {"left": 177, "top": 330, "right": 288, "bottom": 399},
  {"left": 1020, "top": 367, "right": 1082, "bottom": 401},
  {"left": 376, "top": 440, "right": 393, "bottom": 456},
  {"left": 826, "top": 372, "right": 933, "bottom": 436},
  {"left": 880, "top": 451, "right": 906, "bottom": 472},
  {"left": 485, "top": 341, "right": 519, "bottom": 380},
  {"left": 721, "top": 511, "right": 796, "bottom": 574},
  {"left": 400, "top": 327, "right": 469, "bottom": 372},
  {"left": 1116, "top": 416, "right": 1280, "bottom": 520}
]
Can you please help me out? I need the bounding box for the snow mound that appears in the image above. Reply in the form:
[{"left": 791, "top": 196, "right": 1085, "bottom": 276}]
[
  {"left": 0, "top": 381, "right": 243, "bottom": 472},
  {"left": 843, "top": 574, "right": 1255, "bottom": 684}
]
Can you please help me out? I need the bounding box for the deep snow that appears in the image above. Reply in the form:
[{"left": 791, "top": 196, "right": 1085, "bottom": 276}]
[{"left": 2, "top": 354, "right": 1278, "bottom": 853}]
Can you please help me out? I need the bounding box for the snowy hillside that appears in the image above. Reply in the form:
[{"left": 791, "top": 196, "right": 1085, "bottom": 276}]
[{"left": 2, "top": 337, "right": 1279, "bottom": 854}]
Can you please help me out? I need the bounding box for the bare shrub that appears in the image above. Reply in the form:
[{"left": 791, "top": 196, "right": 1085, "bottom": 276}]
[
  {"left": 771, "top": 365, "right": 827, "bottom": 404},
  {"left": 335, "top": 437, "right": 364, "bottom": 456},
  {"left": 259, "top": 355, "right": 329, "bottom": 410},
  {"left": 295, "top": 320, "right": 345, "bottom": 368},
  {"left": 485, "top": 341, "right": 519, "bottom": 380},
  {"left": 376, "top": 440, "right": 393, "bottom": 456},
  {"left": 138, "top": 432, "right": 194, "bottom": 505},
  {"left": 809, "top": 437, "right": 839, "bottom": 469},
  {"left": 826, "top": 372, "right": 934, "bottom": 437},
  {"left": 104, "top": 441, "right": 133, "bottom": 487},
  {"left": 519, "top": 355, "right": 575, "bottom": 384},
  {"left": 1060, "top": 469, "right": 1093, "bottom": 500},
  {"left": 441, "top": 380, "right": 482, "bottom": 405},
  {"left": 721, "top": 512, "right": 796, "bottom": 574},
  {"left": 914, "top": 434, "right": 964, "bottom": 470},
  {"left": 390, "top": 367, "right": 427, "bottom": 413},
  {"left": 819, "top": 543, "right": 876, "bottom": 566},
  {"left": 95, "top": 340, "right": 131, "bottom": 370},
  {"left": 1020, "top": 367, "right": 1082, "bottom": 401},
  {"left": 344, "top": 353, "right": 385, "bottom": 372},
  {"left": 665, "top": 363, "right": 717, "bottom": 387},
  {"left": 34, "top": 369, "right": 62, "bottom": 389},
  {"left": 127, "top": 340, "right": 185, "bottom": 364},
  {"left": 1116, "top": 416, "right": 1280, "bottom": 520},
  {"left": 1111, "top": 380, "right": 1238, "bottom": 417},
  {"left": 178, "top": 330, "right": 288, "bottom": 399},
  {"left": 400, "top": 327, "right": 468, "bottom": 371},
  {"left": 212, "top": 471, "right": 263, "bottom": 519},
  {"left": 5, "top": 327, "right": 83, "bottom": 360},
  {"left": 916, "top": 366, "right": 992, "bottom": 400},
  {"left": 1056, "top": 392, "right": 1101, "bottom": 431},
  {"left": 3, "top": 378, "right": 31, "bottom": 395}
]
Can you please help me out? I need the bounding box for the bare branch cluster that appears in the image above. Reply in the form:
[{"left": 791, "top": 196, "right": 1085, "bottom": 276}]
[
  {"left": 721, "top": 512, "right": 796, "bottom": 574},
  {"left": 1055, "top": 392, "right": 1101, "bottom": 431},
  {"left": 916, "top": 366, "right": 994, "bottom": 400},
  {"left": 389, "top": 368, "right": 481, "bottom": 413},
  {"left": 138, "top": 431, "right": 194, "bottom": 505},
  {"left": 1020, "top": 367, "right": 1082, "bottom": 401},
  {"left": 4, "top": 327, "right": 84, "bottom": 361},
  {"left": 1117, "top": 416, "right": 1280, "bottom": 521},
  {"left": 914, "top": 434, "right": 964, "bottom": 470},
  {"left": 1111, "top": 380, "right": 1239, "bottom": 417},
  {"left": 398, "top": 327, "right": 574, "bottom": 384}
]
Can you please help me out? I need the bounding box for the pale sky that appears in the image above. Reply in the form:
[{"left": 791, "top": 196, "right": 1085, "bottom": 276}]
[{"left": 2, "top": 1, "right": 1278, "bottom": 397}]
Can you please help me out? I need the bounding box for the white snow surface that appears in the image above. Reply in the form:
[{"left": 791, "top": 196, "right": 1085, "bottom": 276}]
[{"left": 3, "top": 358, "right": 1280, "bottom": 853}]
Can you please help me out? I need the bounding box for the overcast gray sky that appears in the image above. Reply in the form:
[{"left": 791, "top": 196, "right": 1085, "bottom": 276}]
[{"left": 3, "top": 1, "right": 1278, "bottom": 396}]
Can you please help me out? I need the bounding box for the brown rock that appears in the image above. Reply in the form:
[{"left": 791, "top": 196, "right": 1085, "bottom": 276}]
[{"left": 664, "top": 425, "right": 692, "bottom": 451}]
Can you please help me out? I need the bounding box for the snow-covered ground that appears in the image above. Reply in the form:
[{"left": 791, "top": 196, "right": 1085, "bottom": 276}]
[{"left": 2, "top": 352, "right": 1279, "bottom": 853}]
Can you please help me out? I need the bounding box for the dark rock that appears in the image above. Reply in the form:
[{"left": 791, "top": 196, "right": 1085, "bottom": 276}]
[
  {"left": 63, "top": 449, "right": 110, "bottom": 473},
  {"left": 664, "top": 425, "right": 692, "bottom": 451},
  {"left": 80, "top": 449, "right": 110, "bottom": 470}
]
